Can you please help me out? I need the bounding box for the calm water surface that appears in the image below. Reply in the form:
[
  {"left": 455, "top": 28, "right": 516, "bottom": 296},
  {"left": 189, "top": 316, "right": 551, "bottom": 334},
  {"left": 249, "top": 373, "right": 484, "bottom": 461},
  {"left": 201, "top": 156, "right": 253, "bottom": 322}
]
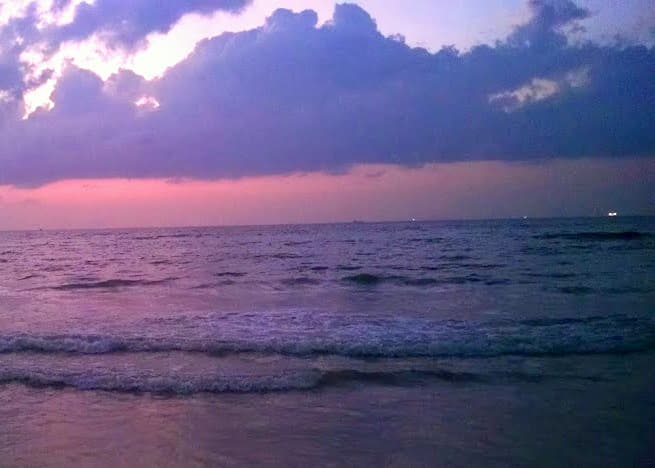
[{"left": 1, "top": 218, "right": 654, "bottom": 466}]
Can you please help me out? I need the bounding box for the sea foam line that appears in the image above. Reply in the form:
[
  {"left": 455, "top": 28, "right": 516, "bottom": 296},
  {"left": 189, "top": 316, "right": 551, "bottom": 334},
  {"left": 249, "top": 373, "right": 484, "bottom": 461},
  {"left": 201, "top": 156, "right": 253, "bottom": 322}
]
[
  {"left": 0, "top": 367, "right": 605, "bottom": 395},
  {"left": 1, "top": 315, "right": 653, "bottom": 358}
]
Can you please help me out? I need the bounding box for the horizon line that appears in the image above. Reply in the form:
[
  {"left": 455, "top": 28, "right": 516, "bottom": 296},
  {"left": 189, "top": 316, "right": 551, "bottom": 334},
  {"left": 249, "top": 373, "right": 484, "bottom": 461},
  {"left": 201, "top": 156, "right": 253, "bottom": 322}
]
[{"left": 2, "top": 214, "right": 653, "bottom": 233}]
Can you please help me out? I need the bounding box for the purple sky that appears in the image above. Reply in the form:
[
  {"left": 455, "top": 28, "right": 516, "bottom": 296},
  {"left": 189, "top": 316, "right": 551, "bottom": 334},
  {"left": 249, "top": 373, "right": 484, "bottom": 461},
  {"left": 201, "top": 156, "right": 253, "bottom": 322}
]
[{"left": 0, "top": 1, "right": 653, "bottom": 228}]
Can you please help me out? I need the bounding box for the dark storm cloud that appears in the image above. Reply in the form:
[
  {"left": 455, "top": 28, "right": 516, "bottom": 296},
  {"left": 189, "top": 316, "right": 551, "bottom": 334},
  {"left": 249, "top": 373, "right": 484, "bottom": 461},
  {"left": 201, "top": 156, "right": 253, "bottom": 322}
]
[{"left": 0, "top": 1, "right": 654, "bottom": 186}]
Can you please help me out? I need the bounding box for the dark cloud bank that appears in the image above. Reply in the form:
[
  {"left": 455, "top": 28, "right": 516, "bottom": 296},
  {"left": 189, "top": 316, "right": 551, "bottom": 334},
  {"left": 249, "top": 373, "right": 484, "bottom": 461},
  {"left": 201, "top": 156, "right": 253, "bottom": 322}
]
[{"left": 0, "top": 0, "right": 654, "bottom": 186}]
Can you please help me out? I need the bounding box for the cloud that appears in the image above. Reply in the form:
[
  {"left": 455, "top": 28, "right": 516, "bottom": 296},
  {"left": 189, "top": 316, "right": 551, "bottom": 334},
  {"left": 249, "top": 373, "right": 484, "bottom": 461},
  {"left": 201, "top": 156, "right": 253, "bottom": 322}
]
[
  {"left": 2, "top": 158, "right": 653, "bottom": 230},
  {"left": 0, "top": 0, "right": 251, "bottom": 111},
  {"left": 489, "top": 77, "right": 561, "bottom": 112},
  {"left": 0, "top": 5, "right": 43, "bottom": 114},
  {"left": 509, "top": 0, "right": 590, "bottom": 49},
  {"left": 48, "top": 0, "right": 251, "bottom": 49},
  {"left": 0, "top": 1, "right": 653, "bottom": 186},
  {"left": 489, "top": 66, "right": 590, "bottom": 112}
]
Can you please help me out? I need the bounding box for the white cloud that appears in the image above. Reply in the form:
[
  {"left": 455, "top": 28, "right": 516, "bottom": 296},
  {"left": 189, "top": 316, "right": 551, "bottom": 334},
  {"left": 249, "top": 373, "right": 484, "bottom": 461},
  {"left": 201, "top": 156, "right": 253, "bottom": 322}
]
[
  {"left": 134, "top": 95, "right": 160, "bottom": 112},
  {"left": 489, "top": 77, "right": 561, "bottom": 112},
  {"left": 0, "top": 90, "right": 13, "bottom": 103},
  {"left": 565, "top": 66, "right": 590, "bottom": 88},
  {"left": 489, "top": 67, "right": 590, "bottom": 112},
  {"left": 0, "top": 0, "right": 90, "bottom": 28}
]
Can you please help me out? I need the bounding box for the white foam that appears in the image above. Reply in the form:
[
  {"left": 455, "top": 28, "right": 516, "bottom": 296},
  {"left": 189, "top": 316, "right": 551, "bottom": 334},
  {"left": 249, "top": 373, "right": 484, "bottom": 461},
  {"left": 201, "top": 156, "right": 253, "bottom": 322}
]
[{"left": 1, "top": 314, "right": 653, "bottom": 358}]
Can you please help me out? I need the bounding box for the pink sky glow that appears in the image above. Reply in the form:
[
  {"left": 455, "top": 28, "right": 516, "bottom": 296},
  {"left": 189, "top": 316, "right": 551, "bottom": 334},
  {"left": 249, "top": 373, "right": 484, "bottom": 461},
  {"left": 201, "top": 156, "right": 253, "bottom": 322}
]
[{"left": 1, "top": 158, "right": 652, "bottom": 230}]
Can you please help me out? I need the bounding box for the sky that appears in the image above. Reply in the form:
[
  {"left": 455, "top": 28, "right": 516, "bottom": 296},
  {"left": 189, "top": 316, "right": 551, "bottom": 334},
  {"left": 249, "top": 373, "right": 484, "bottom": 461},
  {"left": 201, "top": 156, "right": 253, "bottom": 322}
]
[{"left": 0, "top": 0, "right": 653, "bottom": 229}]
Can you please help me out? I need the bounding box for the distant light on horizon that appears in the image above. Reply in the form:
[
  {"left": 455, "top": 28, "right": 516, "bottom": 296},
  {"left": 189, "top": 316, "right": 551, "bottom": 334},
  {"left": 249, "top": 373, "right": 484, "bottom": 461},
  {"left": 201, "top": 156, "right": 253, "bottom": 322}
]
[{"left": 0, "top": 159, "right": 652, "bottom": 230}]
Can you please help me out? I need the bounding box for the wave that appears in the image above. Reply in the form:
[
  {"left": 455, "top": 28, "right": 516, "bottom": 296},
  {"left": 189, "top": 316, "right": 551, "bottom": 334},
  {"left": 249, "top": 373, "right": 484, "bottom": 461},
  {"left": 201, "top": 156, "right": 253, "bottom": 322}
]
[
  {"left": 283, "top": 240, "right": 312, "bottom": 246},
  {"left": 524, "top": 272, "right": 577, "bottom": 279},
  {"left": 337, "top": 265, "right": 362, "bottom": 271},
  {"left": 403, "top": 278, "right": 439, "bottom": 286},
  {"left": 254, "top": 253, "right": 302, "bottom": 260},
  {"left": 519, "top": 315, "right": 615, "bottom": 326},
  {"left": 0, "top": 367, "right": 604, "bottom": 395},
  {"left": 342, "top": 273, "right": 440, "bottom": 286},
  {"left": 342, "top": 273, "right": 391, "bottom": 285},
  {"left": 18, "top": 274, "right": 43, "bottom": 281},
  {"left": 341, "top": 273, "right": 495, "bottom": 287},
  {"left": 133, "top": 233, "right": 201, "bottom": 240},
  {"left": 558, "top": 286, "right": 594, "bottom": 295},
  {"left": 191, "top": 281, "right": 235, "bottom": 289},
  {"left": 214, "top": 271, "right": 246, "bottom": 277},
  {"left": 281, "top": 277, "right": 322, "bottom": 286},
  {"left": 439, "top": 255, "right": 471, "bottom": 261},
  {"left": 408, "top": 237, "right": 443, "bottom": 244},
  {"left": 50, "top": 278, "right": 174, "bottom": 290},
  {"left": 535, "top": 231, "right": 653, "bottom": 241},
  {"left": 0, "top": 368, "right": 322, "bottom": 394},
  {"left": 2, "top": 314, "right": 653, "bottom": 358},
  {"left": 555, "top": 285, "right": 654, "bottom": 295}
]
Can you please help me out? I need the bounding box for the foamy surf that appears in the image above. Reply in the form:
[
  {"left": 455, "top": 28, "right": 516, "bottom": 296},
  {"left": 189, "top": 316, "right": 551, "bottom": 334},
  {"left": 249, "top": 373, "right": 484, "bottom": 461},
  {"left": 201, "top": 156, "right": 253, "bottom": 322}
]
[
  {"left": 1, "top": 314, "right": 653, "bottom": 358},
  {"left": 0, "top": 362, "right": 608, "bottom": 395}
]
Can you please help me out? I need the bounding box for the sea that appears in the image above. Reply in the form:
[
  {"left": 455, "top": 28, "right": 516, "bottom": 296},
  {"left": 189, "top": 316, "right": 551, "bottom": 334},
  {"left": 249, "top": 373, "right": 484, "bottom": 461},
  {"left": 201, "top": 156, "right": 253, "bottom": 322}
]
[{"left": 0, "top": 217, "right": 653, "bottom": 466}]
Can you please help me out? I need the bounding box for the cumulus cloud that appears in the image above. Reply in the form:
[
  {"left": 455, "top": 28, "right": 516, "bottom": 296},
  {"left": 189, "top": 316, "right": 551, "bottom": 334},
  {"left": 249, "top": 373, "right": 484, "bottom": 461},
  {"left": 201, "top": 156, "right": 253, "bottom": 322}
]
[
  {"left": 0, "top": 1, "right": 654, "bottom": 186},
  {"left": 48, "top": 0, "right": 252, "bottom": 48},
  {"left": 0, "top": 0, "right": 251, "bottom": 115},
  {"left": 509, "top": 0, "right": 590, "bottom": 49}
]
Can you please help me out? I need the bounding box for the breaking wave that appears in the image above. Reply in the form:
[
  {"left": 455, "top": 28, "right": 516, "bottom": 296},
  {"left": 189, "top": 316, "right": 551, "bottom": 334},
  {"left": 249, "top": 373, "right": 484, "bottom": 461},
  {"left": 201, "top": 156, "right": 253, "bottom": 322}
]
[
  {"left": 0, "top": 367, "right": 605, "bottom": 395},
  {"left": 1, "top": 314, "right": 653, "bottom": 358}
]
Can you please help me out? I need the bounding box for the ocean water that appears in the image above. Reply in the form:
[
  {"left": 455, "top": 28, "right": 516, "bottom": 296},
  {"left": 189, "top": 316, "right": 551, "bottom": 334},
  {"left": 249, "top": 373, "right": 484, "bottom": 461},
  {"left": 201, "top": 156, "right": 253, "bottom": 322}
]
[{"left": 1, "top": 217, "right": 654, "bottom": 466}]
